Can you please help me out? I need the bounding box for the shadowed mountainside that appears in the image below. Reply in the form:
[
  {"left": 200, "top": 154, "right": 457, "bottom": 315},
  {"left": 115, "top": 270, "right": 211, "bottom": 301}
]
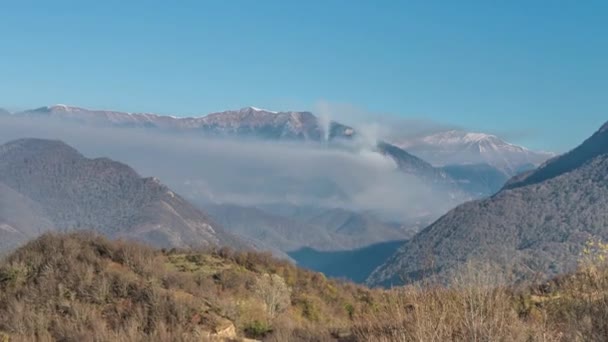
[{"left": 0, "top": 138, "right": 243, "bottom": 252}]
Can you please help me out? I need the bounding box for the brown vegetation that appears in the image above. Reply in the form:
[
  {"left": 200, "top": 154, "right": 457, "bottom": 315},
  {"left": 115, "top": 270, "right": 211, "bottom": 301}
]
[
  {"left": 0, "top": 232, "right": 378, "bottom": 341},
  {"left": 2, "top": 233, "right": 608, "bottom": 341},
  {"left": 355, "top": 257, "right": 608, "bottom": 342}
]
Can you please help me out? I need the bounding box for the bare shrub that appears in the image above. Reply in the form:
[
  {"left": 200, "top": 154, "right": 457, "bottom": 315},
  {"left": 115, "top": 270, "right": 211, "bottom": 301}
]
[
  {"left": 354, "top": 260, "right": 562, "bottom": 342},
  {"left": 254, "top": 273, "right": 292, "bottom": 319}
]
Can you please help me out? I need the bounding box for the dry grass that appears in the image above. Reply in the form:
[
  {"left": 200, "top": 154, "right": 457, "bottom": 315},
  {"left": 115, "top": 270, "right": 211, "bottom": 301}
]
[
  {"left": 2, "top": 233, "right": 608, "bottom": 341},
  {"left": 0, "top": 232, "right": 377, "bottom": 341},
  {"left": 354, "top": 256, "right": 608, "bottom": 342}
]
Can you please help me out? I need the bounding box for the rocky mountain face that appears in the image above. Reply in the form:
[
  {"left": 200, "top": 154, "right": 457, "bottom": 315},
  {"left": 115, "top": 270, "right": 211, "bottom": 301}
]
[
  {"left": 368, "top": 121, "right": 608, "bottom": 287},
  {"left": 0, "top": 138, "right": 242, "bottom": 252},
  {"left": 396, "top": 130, "right": 554, "bottom": 176}
]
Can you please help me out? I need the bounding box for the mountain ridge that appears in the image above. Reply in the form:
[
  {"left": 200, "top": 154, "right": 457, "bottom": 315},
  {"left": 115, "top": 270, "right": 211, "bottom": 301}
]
[
  {"left": 504, "top": 122, "right": 608, "bottom": 190},
  {"left": 12, "top": 104, "right": 472, "bottom": 196},
  {"left": 395, "top": 129, "right": 554, "bottom": 175},
  {"left": 0, "top": 138, "right": 244, "bottom": 252}
]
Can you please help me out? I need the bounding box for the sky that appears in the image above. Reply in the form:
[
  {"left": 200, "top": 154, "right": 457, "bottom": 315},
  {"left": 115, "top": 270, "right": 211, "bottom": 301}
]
[{"left": 1, "top": 1, "right": 606, "bottom": 152}]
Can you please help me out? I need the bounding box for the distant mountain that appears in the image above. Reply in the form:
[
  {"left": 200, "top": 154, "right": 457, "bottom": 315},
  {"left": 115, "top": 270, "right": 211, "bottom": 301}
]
[
  {"left": 0, "top": 138, "right": 243, "bottom": 252},
  {"left": 19, "top": 105, "right": 355, "bottom": 141},
  {"left": 206, "top": 203, "right": 415, "bottom": 253},
  {"left": 205, "top": 203, "right": 415, "bottom": 283},
  {"left": 395, "top": 130, "right": 554, "bottom": 175},
  {"left": 15, "top": 105, "right": 457, "bottom": 181},
  {"left": 368, "top": 121, "right": 608, "bottom": 287},
  {"left": 303, "top": 206, "right": 417, "bottom": 245},
  {"left": 376, "top": 142, "right": 452, "bottom": 185},
  {"left": 205, "top": 204, "right": 338, "bottom": 254},
  {"left": 440, "top": 163, "right": 510, "bottom": 197},
  {"left": 7, "top": 105, "right": 479, "bottom": 258}
]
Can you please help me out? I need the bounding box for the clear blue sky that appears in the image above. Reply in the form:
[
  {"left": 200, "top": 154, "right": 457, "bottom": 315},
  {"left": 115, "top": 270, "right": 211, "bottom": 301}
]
[{"left": 1, "top": 1, "right": 606, "bottom": 151}]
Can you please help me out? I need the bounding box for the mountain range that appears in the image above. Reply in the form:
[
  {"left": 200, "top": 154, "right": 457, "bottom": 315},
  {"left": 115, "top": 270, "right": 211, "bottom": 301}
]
[
  {"left": 0, "top": 138, "right": 243, "bottom": 253},
  {"left": 395, "top": 130, "right": 554, "bottom": 176},
  {"left": 1, "top": 105, "right": 470, "bottom": 250},
  {"left": 0, "top": 104, "right": 557, "bottom": 283},
  {"left": 18, "top": 105, "right": 355, "bottom": 141},
  {"left": 10, "top": 105, "right": 547, "bottom": 188},
  {"left": 368, "top": 120, "right": 608, "bottom": 286}
]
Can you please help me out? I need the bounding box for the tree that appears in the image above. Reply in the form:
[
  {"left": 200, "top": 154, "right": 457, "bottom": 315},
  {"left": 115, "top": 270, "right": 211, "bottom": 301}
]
[{"left": 254, "top": 273, "right": 291, "bottom": 318}]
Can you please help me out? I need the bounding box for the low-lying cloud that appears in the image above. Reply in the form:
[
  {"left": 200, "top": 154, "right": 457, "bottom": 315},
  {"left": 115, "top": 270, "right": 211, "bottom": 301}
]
[
  {"left": 313, "top": 100, "right": 462, "bottom": 144},
  {"left": 0, "top": 115, "right": 458, "bottom": 222}
]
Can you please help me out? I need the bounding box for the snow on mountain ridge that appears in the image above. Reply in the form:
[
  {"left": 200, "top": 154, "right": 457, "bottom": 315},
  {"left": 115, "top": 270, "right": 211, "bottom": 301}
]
[
  {"left": 37, "top": 105, "right": 306, "bottom": 123},
  {"left": 248, "top": 106, "right": 278, "bottom": 114},
  {"left": 420, "top": 130, "right": 525, "bottom": 150},
  {"left": 19, "top": 105, "right": 347, "bottom": 140},
  {"left": 397, "top": 129, "right": 554, "bottom": 175}
]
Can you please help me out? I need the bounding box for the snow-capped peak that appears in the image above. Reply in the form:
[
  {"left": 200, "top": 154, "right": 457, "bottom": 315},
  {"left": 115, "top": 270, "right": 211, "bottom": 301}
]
[
  {"left": 393, "top": 129, "right": 554, "bottom": 174},
  {"left": 36, "top": 104, "right": 87, "bottom": 113},
  {"left": 460, "top": 132, "right": 498, "bottom": 143},
  {"left": 423, "top": 130, "right": 499, "bottom": 144},
  {"left": 49, "top": 104, "right": 77, "bottom": 111},
  {"left": 247, "top": 106, "right": 278, "bottom": 114}
]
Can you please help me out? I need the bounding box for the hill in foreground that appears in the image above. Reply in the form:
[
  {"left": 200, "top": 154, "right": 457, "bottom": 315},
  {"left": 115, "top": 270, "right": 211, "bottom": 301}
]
[
  {"left": 0, "top": 233, "right": 378, "bottom": 341},
  {"left": 2, "top": 233, "right": 608, "bottom": 341}
]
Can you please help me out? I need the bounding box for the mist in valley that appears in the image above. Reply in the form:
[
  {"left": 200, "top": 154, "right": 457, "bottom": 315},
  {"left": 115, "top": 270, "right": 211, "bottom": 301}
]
[{"left": 0, "top": 115, "right": 460, "bottom": 225}]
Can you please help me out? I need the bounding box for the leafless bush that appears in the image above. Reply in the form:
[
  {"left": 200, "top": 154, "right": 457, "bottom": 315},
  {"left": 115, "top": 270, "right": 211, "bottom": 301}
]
[{"left": 254, "top": 273, "right": 292, "bottom": 319}]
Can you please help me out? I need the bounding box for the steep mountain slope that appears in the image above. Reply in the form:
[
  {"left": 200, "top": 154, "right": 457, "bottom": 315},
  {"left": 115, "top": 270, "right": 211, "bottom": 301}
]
[
  {"left": 376, "top": 142, "right": 452, "bottom": 184},
  {"left": 369, "top": 121, "right": 608, "bottom": 286},
  {"left": 396, "top": 130, "right": 553, "bottom": 175},
  {"left": 505, "top": 121, "right": 608, "bottom": 190},
  {"left": 0, "top": 138, "right": 242, "bottom": 252}
]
